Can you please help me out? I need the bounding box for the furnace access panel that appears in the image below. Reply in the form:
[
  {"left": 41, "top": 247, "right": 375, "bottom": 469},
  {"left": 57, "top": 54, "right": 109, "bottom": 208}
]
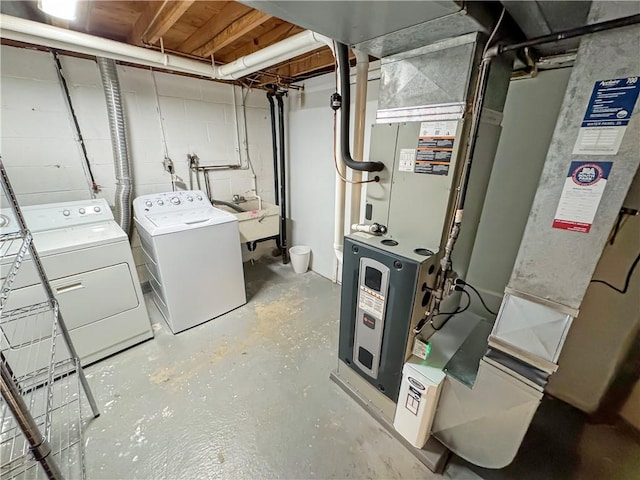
[{"left": 364, "top": 120, "right": 465, "bottom": 251}]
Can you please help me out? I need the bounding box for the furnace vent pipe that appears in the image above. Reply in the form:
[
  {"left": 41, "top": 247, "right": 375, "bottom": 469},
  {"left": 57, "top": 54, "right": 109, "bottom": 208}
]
[
  {"left": 336, "top": 43, "right": 384, "bottom": 173},
  {"left": 97, "top": 57, "right": 132, "bottom": 235},
  {"left": 349, "top": 49, "right": 371, "bottom": 228}
]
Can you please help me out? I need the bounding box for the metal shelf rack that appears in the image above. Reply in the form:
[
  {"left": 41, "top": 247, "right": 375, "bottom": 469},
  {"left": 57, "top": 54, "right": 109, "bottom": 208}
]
[{"left": 0, "top": 159, "right": 100, "bottom": 479}]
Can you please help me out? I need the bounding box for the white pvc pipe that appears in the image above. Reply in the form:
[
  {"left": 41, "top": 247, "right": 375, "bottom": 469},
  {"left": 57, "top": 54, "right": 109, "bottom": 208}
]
[
  {"left": 217, "top": 31, "right": 333, "bottom": 80},
  {"left": 348, "top": 50, "right": 370, "bottom": 228},
  {"left": 331, "top": 40, "right": 346, "bottom": 282},
  {"left": 0, "top": 14, "right": 331, "bottom": 81}
]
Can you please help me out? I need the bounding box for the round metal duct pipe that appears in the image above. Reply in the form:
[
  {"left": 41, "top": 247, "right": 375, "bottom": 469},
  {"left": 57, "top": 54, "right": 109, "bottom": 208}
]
[{"left": 97, "top": 57, "right": 132, "bottom": 235}]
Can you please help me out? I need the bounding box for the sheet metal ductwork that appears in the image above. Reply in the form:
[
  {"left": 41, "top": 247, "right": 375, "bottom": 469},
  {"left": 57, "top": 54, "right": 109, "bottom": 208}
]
[
  {"left": 241, "top": 1, "right": 495, "bottom": 57},
  {"left": 97, "top": 57, "right": 132, "bottom": 235}
]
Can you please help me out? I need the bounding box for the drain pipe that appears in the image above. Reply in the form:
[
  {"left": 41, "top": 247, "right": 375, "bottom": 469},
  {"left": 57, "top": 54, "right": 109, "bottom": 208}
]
[
  {"left": 348, "top": 49, "right": 370, "bottom": 228},
  {"left": 275, "top": 91, "right": 289, "bottom": 264},
  {"left": 331, "top": 42, "right": 346, "bottom": 279},
  {"left": 335, "top": 43, "right": 384, "bottom": 174},
  {"left": 333, "top": 43, "right": 383, "bottom": 281},
  {"left": 97, "top": 57, "right": 132, "bottom": 235},
  {"left": 266, "top": 90, "right": 280, "bottom": 207}
]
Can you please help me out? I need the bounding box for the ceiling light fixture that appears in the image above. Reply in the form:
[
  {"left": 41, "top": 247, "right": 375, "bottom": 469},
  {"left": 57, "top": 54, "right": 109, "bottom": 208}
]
[{"left": 38, "top": 0, "right": 78, "bottom": 21}]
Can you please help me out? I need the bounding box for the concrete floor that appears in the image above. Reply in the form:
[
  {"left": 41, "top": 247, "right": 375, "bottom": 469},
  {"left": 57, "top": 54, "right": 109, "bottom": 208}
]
[
  {"left": 81, "top": 259, "right": 640, "bottom": 479},
  {"left": 82, "top": 259, "right": 475, "bottom": 479}
]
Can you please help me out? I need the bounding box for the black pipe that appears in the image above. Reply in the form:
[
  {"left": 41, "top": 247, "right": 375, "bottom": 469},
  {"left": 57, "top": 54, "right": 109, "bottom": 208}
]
[
  {"left": 275, "top": 91, "right": 289, "bottom": 264},
  {"left": 211, "top": 199, "right": 246, "bottom": 213},
  {"left": 52, "top": 50, "right": 98, "bottom": 192},
  {"left": 457, "top": 58, "right": 492, "bottom": 211},
  {"left": 266, "top": 90, "right": 280, "bottom": 207},
  {"left": 500, "top": 13, "right": 640, "bottom": 54},
  {"left": 429, "top": 55, "right": 494, "bottom": 329},
  {"left": 335, "top": 43, "right": 384, "bottom": 173}
]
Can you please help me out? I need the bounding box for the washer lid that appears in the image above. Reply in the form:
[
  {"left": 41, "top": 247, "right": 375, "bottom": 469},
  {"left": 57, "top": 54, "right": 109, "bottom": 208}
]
[{"left": 141, "top": 206, "right": 237, "bottom": 235}]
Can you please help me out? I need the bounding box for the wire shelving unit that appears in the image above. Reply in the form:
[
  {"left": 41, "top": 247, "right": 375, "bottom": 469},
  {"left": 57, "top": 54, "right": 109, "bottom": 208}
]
[{"left": 0, "top": 159, "right": 100, "bottom": 479}]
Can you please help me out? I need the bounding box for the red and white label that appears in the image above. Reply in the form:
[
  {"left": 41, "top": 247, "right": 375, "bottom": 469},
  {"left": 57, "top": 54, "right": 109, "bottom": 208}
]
[{"left": 552, "top": 161, "right": 612, "bottom": 234}]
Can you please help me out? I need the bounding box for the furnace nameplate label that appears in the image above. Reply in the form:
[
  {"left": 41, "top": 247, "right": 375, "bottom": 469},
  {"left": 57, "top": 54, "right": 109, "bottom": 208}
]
[
  {"left": 358, "top": 286, "right": 385, "bottom": 318},
  {"left": 552, "top": 161, "right": 612, "bottom": 234},
  {"left": 573, "top": 77, "right": 640, "bottom": 155},
  {"left": 416, "top": 121, "right": 457, "bottom": 175}
]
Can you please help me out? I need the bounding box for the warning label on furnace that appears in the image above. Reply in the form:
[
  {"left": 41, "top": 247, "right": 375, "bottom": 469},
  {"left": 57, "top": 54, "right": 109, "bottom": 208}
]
[
  {"left": 416, "top": 121, "right": 457, "bottom": 175},
  {"left": 358, "top": 286, "right": 385, "bottom": 318}
]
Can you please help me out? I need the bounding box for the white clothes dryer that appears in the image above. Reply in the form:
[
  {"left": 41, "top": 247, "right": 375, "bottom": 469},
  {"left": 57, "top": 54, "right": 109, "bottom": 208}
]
[{"left": 0, "top": 198, "right": 152, "bottom": 369}]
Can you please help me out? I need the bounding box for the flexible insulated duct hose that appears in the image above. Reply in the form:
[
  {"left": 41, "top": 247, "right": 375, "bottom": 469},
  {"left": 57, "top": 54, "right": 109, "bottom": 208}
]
[{"left": 97, "top": 57, "right": 132, "bottom": 235}]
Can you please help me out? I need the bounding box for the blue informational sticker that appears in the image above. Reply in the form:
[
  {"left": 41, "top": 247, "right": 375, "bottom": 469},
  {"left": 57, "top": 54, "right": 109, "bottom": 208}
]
[{"left": 582, "top": 77, "right": 640, "bottom": 127}]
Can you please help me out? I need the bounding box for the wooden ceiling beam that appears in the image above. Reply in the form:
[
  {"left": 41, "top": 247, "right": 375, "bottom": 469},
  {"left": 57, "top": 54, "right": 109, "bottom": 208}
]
[
  {"left": 193, "top": 10, "right": 272, "bottom": 58},
  {"left": 249, "top": 47, "right": 356, "bottom": 85},
  {"left": 129, "top": 0, "right": 195, "bottom": 46},
  {"left": 263, "top": 47, "right": 336, "bottom": 80},
  {"left": 177, "top": 1, "right": 250, "bottom": 54},
  {"left": 217, "top": 22, "right": 300, "bottom": 64}
]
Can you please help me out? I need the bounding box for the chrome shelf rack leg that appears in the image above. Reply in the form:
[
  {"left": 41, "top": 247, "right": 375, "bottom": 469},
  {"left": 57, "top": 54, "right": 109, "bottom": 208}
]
[{"left": 1, "top": 158, "right": 100, "bottom": 479}]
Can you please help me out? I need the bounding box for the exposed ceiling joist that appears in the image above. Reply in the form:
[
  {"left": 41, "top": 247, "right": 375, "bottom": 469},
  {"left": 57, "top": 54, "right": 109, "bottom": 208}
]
[
  {"left": 176, "top": 1, "right": 250, "bottom": 53},
  {"left": 130, "top": 0, "right": 195, "bottom": 46},
  {"left": 218, "top": 21, "right": 300, "bottom": 63},
  {"left": 254, "top": 46, "right": 338, "bottom": 84},
  {"left": 193, "top": 9, "right": 272, "bottom": 58}
]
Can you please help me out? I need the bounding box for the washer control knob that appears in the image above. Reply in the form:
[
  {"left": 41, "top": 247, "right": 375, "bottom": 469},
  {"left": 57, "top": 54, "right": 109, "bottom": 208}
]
[
  {"left": 157, "top": 200, "right": 164, "bottom": 206},
  {"left": 63, "top": 210, "right": 70, "bottom": 216},
  {"left": 94, "top": 206, "right": 101, "bottom": 213},
  {"left": 145, "top": 201, "right": 153, "bottom": 207},
  {"left": 79, "top": 208, "right": 86, "bottom": 214},
  {"left": 196, "top": 195, "right": 203, "bottom": 201},
  {"left": 187, "top": 196, "right": 193, "bottom": 202},
  {"left": 171, "top": 197, "right": 180, "bottom": 205}
]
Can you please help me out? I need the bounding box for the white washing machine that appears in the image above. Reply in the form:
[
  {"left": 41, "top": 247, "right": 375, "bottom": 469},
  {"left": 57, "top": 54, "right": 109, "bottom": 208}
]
[
  {"left": 133, "top": 190, "right": 246, "bottom": 334},
  {"left": 0, "top": 198, "right": 153, "bottom": 370}
]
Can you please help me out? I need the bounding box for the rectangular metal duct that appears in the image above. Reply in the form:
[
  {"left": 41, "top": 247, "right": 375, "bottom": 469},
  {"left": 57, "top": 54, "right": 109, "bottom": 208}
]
[{"left": 242, "top": 1, "right": 495, "bottom": 57}]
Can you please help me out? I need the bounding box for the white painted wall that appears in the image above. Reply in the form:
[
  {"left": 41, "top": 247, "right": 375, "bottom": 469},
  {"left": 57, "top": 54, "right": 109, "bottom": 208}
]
[
  {"left": 1, "top": 45, "right": 277, "bottom": 280},
  {"left": 1, "top": 45, "right": 94, "bottom": 205},
  {"left": 287, "top": 70, "right": 380, "bottom": 280}
]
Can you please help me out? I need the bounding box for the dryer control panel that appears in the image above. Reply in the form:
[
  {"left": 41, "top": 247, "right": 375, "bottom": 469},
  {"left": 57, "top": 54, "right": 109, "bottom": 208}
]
[{"left": 0, "top": 198, "right": 114, "bottom": 233}]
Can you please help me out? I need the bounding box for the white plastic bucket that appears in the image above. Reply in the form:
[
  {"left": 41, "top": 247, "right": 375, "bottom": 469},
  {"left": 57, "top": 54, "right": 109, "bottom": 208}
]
[{"left": 289, "top": 246, "right": 311, "bottom": 274}]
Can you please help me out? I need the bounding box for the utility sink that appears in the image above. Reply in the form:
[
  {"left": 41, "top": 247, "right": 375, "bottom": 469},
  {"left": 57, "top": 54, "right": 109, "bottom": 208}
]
[{"left": 217, "top": 199, "right": 280, "bottom": 244}]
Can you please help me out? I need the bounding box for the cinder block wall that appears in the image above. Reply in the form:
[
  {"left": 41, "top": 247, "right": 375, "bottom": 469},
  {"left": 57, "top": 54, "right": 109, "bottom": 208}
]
[{"left": 1, "top": 45, "right": 278, "bottom": 279}]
